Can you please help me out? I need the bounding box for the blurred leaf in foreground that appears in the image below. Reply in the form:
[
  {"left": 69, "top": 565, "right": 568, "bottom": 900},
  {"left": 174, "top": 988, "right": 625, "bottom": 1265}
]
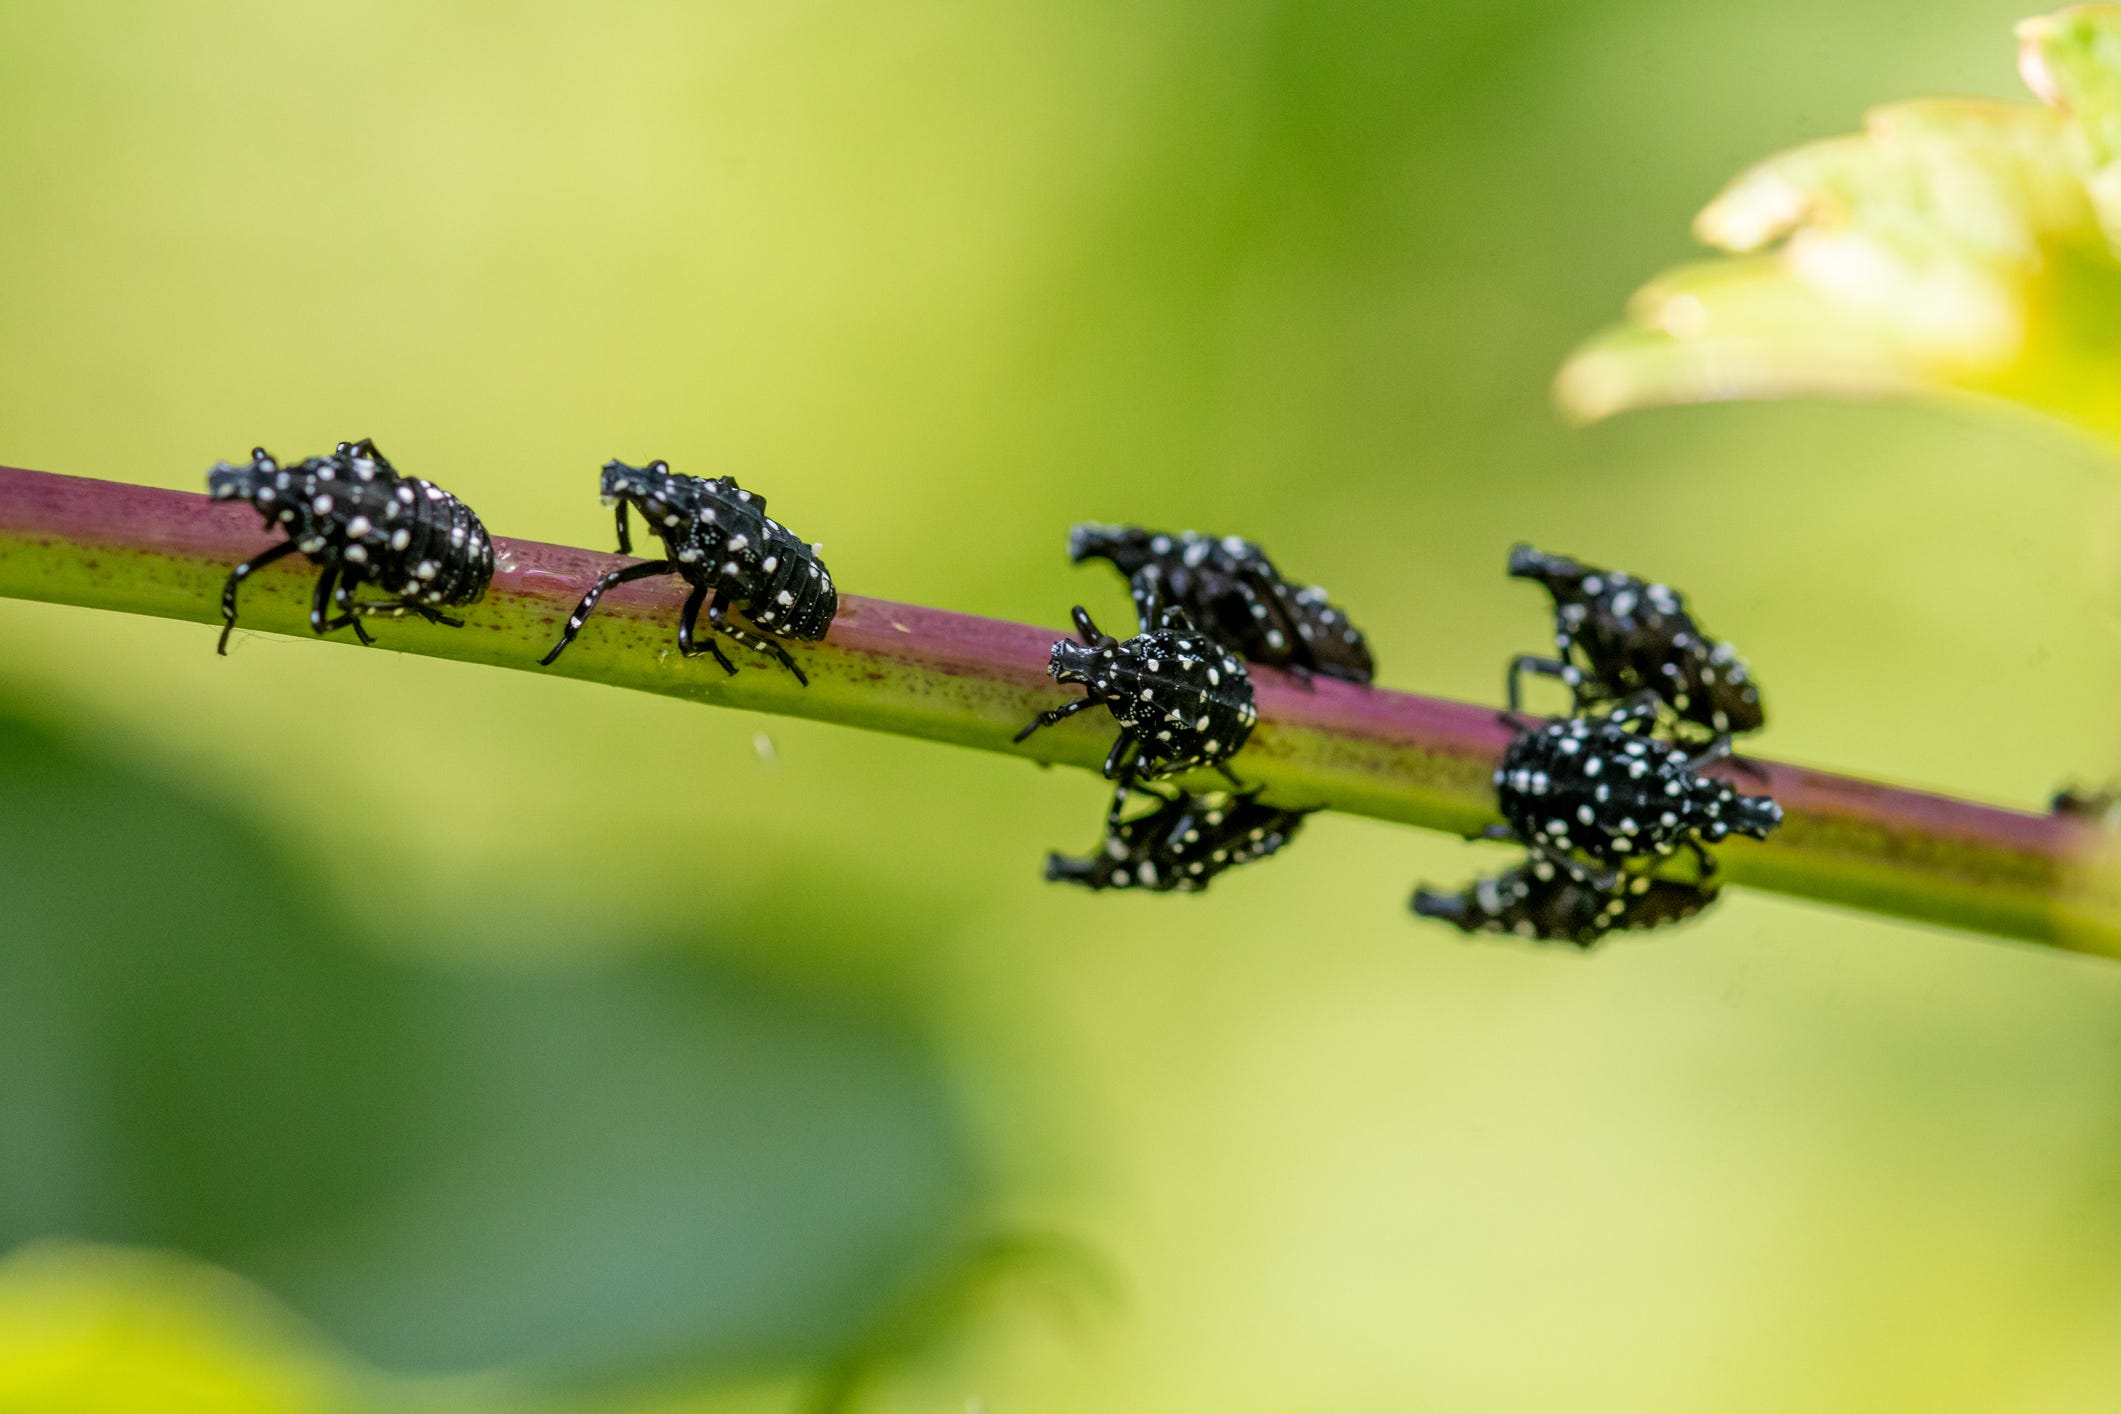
[
  {"left": 0, "top": 696, "right": 978, "bottom": 1387},
  {"left": 0, "top": 1243, "right": 361, "bottom": 1414},
  {"left": 1557, "top": 4, "right": 2121, "bottom": 452}
]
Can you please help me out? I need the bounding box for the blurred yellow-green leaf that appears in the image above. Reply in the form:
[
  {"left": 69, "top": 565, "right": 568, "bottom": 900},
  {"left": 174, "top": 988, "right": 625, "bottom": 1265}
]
[
  {"left": 0, "top": 1243, "right": 359, "bottom": 1414},
  {"left": 1558, "top": 4, "right": 2121, "bottom": 452}
]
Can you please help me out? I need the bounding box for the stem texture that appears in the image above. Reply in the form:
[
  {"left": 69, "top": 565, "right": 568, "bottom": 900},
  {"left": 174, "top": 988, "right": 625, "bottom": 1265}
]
[{"left": 2, "top": 466, "right": 2114, "bottom": 955}]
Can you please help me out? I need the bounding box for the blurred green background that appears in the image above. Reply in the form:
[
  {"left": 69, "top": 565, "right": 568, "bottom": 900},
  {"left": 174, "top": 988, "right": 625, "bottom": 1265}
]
[{"left": 2, "top": 2, "right": 2119, "bottom": 1410}]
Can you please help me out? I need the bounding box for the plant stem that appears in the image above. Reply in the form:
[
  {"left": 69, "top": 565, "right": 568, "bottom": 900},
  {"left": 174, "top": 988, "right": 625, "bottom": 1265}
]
[{"left": 2, "top": 465, "right": 2115, "bottom": 956}]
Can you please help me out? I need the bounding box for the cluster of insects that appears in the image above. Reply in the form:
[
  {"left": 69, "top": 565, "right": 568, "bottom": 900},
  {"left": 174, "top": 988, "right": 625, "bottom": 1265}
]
[
  {"left": 205, "top": 444, "right": 1788, "bottom": 944},
  {"left": 208, "top": 443, "right": 836, "bottom": 681},
  {"left": 1412, "top": 545, "right": 1782, "bottom": 948},
  {"left": 1025, "top": 523, "right": 1368, "bottom": 894}
]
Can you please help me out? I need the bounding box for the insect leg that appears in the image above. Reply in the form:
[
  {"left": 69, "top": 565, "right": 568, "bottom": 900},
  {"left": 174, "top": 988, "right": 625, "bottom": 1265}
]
[
  {"left": 706, "top": 600, "right": 808, "bottom": 686},
  {"left": 308, "top": 563, "right": 343, "bottom": 638},
  {"left": 1013, "top": 695, "right": 1096, "bottom": 744},
  {"left": 1506, "top": 654, "right": 1580, "bottom": 716},
  {"left": 676, "top": 582, "right": 737, "bottom": 675},
  {"left": 1685, "top": 735, "right": 1734, "bottom": 771},
  {"left": 344, "top": 598, "right": 463, "bottom": 629},
  {"left": 1535, "top": 844, "right": 1622, "bottom": 895},
  {"left": 329, "top": 577, "right": 377, "bottom": 645},
  {"left": 216, "top": 539, "right": 300, "bottom": 655},
  {"left": 539, "top": 559, "right": 676, "bottom": 666},
  {"left": 613, "top": 500, "right": 633, "bottom": 556},
  {"left": 1101, "top": 732, "right": 1142, "bottom": 783},
  {"left": 1106, "top": 780, "right": 1137, "bottom": 832},
  {"left": 1130, "top": 568, "right": 1166, "bottom": 633},
  {"left": 1070, "top": 605, "right": 1114, "bottom": 648}
]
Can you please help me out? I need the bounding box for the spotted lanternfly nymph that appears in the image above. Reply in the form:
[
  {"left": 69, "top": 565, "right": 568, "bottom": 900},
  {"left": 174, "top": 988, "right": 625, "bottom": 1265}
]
[
  {"left": 1412, "top": 854, "right": 1722, "bottom": 948},
  {"left": 1014, "top": 605, "right": 1257, "bottom": 785},
  {"left": 1068, "top": 524, "right": 1374, "bottom": 684},
  {"left": 1046, "top": 785, "right": 1311, "bottom": 893},
  {"left": 206, "top": 440, "right": 494, "bottom": 656},
  {"left": 540, "top": 459, "right": 837, "bottom": 684},
  {"left": 1507, "top": 544, "right": 1763, "bottom": 739},
  {"left": 1492, "top": 696, "right": 1782, "bottom": 880}
]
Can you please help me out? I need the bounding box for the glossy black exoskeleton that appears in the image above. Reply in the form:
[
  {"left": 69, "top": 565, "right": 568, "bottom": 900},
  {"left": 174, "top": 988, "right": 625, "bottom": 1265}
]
[
  {"left": 1412, "top": 854, "right": 1722, "bottom": 947},
  {"left": 207, "top": 440, "right": 493, "bottom": 655},
  {"left": 1046, "top": 785, "right": 1311, "bottom": 893},
  {"left": 1068, "top": 524, "right": 1373, "bottom": 684},
  {"left": 1507, "top": 544, "right": 1763, "bottom": 739},
  {"left": 540, "top": 459, "right": 836, "bottom": 684},
  {"left": 1491, "top": 695, "right": 1782, "bottom": 882},
  {"left": 1013, "top": 605, "right": 1256, "bottom": 786}
]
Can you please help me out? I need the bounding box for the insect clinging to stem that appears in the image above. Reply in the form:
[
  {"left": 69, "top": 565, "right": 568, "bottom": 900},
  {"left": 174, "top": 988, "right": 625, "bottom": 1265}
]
[
  {"left": 206, "top": 439, "right": 493, "bottom": 656},
  {"left": 1013, "top": 604, "right": 1257, "bottom": 789},
  {"left": 540, "top": 458, "right": 836, "bottom": 685}
]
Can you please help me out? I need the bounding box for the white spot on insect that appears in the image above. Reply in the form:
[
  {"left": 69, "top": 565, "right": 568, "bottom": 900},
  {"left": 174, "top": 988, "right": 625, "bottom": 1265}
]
[
  {"left": 415, "top": 561, "right": 438, "bottom": 580},
  {"left": 1576, "top": 805, "right": 1594, "bottom": 825},
  {"left": 311, "top": 494, "right": 333, "bottom": 514},
  {"left": 389, "top": 528, "right": 410, "bottom": 551},
  {"left": 346, "top": 516, "right": 372, "bottom": 538},
  {"left": 345, "top": 544, "right": 368, "bottom": 563}
]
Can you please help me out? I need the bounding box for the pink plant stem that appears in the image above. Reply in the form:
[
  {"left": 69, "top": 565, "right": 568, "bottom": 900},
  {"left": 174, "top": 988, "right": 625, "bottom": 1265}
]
[{"left": 1, "top": 465, "right": 2115, "bottom": 955}]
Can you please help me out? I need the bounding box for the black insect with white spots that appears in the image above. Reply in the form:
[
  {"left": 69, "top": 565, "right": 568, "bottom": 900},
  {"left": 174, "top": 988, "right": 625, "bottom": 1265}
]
[
  {"left": 1507, "top": 544, "right": 1763, "bottom": 739},
  {"left": 1491, "top": 696, "right": 1782, "bottom": 879},
  {"left": 1014, "top": 605, "right": 1256, "bottom": 786},
  {"left": 1068, "top": 524, "right": 1374, "bottom": 685},
  {"left": 1412, "top": 855, "right": 1722, "bottom": 948},
  {"left": 206, "top": 440, "right": 494, "bottom": 656},
  {"left": 540, "top": 458, "right": 836, "bottom": 684},
  {"left": 1047, "top": 785, "right": 1312, "bottom": 893}
]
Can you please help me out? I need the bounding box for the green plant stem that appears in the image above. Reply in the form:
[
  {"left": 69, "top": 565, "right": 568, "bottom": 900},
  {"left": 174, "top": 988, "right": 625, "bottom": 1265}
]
[{"left": 2, "top": 465, "right": 2115, "bottom": 956}]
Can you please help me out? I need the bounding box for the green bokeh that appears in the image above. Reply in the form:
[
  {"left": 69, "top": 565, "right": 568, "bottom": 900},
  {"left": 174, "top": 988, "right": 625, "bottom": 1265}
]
[{"left": 1, "top": 2, "right": 2118, "bottom": 1410}]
